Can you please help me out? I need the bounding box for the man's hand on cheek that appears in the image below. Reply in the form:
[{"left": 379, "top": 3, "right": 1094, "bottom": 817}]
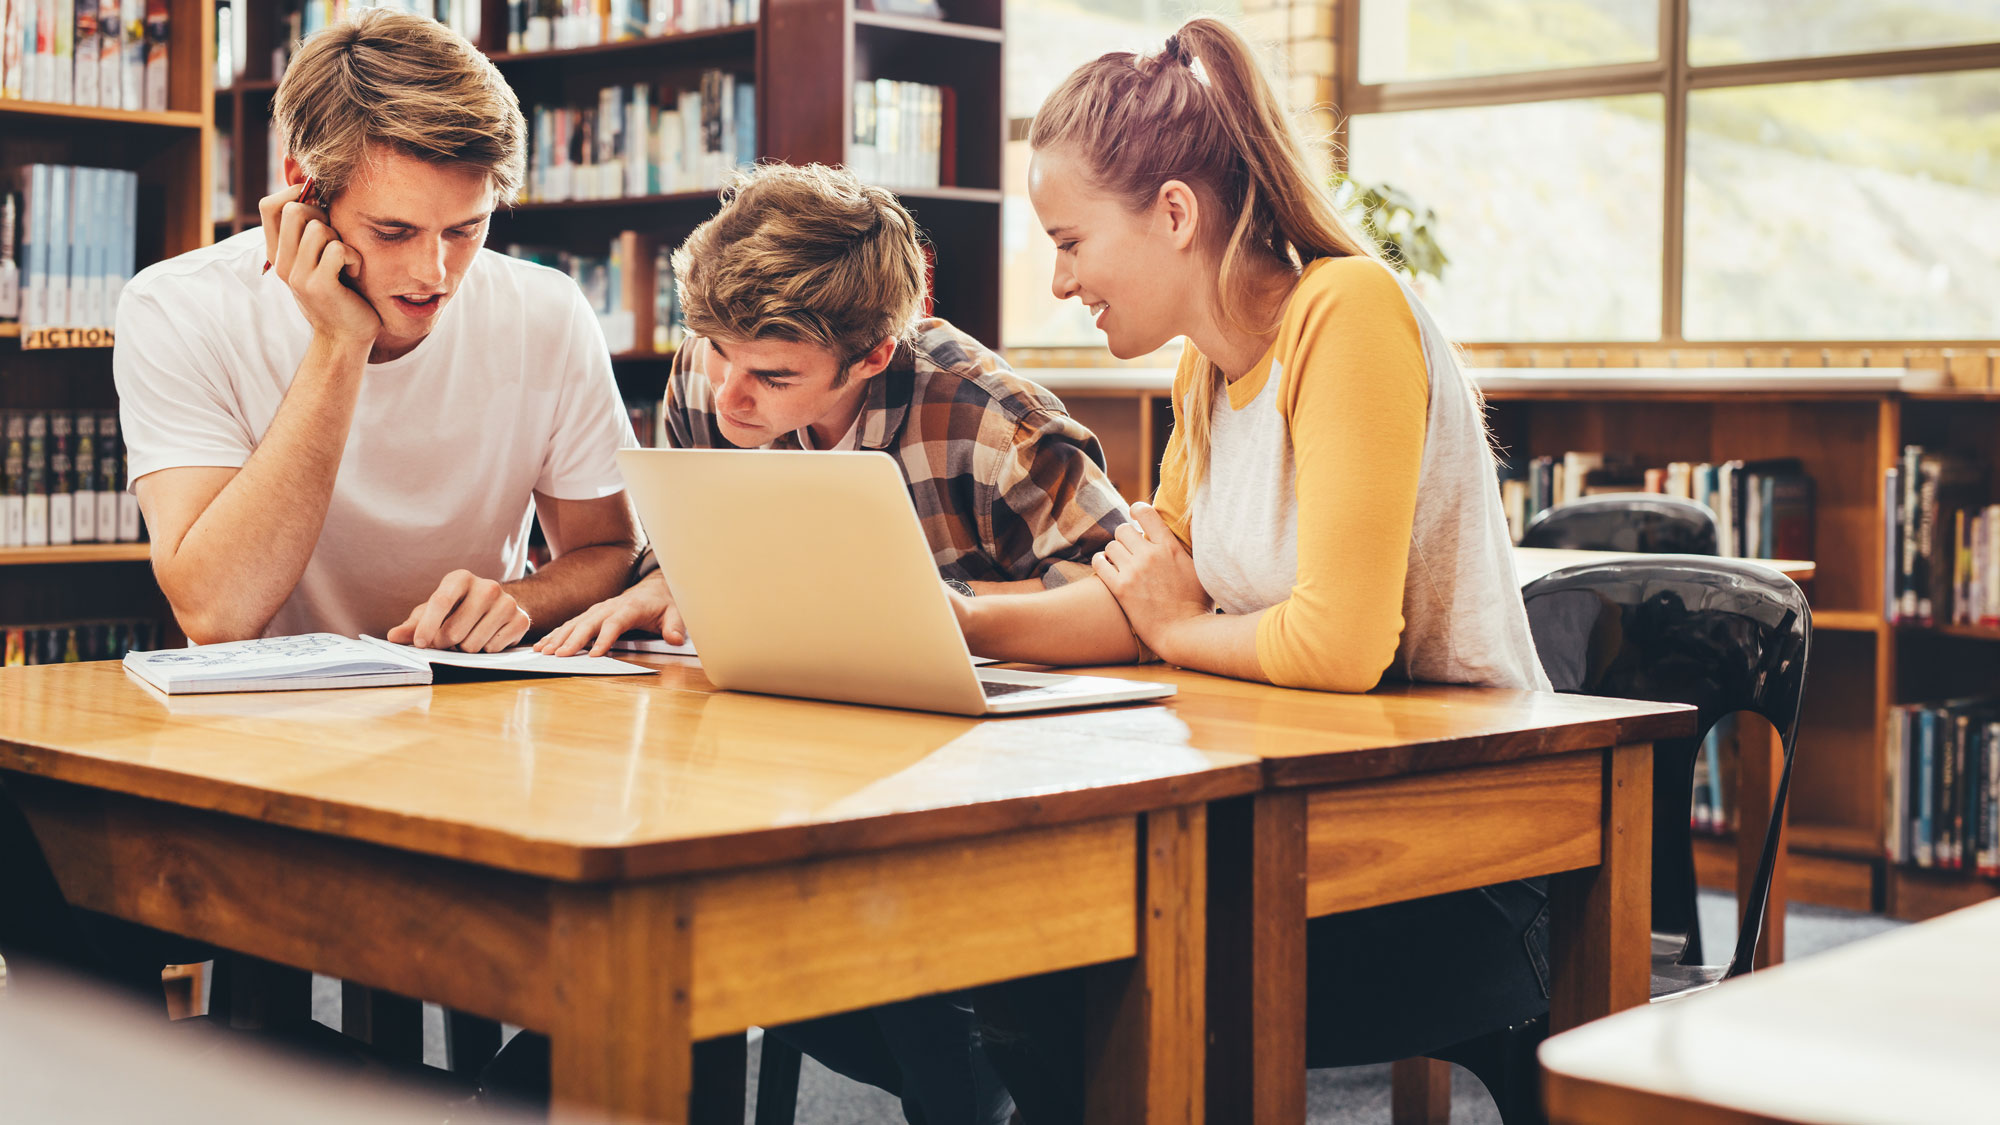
[{"left": 386, "top": 569, "right": 532, "bottom": 652}]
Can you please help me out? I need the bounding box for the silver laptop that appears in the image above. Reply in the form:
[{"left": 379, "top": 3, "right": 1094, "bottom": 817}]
[{"left": 618, "top": 448, "right": 1177, "bottom": 716}]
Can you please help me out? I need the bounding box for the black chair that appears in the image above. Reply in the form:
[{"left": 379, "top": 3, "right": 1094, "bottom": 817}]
[
  {"left": 1520, "top": 493, "right": 1718, "bottom": 556},
  {"left": 1429, "top": 557, "right": 1811, "bottom": 1124}
]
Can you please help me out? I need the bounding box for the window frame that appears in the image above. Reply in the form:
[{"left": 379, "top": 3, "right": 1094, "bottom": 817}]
[{"left": 1335, "top": 0, "right": 2000, "bottom": 349}]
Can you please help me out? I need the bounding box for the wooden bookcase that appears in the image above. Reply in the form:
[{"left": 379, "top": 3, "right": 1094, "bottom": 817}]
[{"left": 0, "top": 0, "right": 213, "bottom": 637}]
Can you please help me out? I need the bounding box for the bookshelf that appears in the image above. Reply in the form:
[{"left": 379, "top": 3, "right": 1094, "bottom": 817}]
[{"left": 1, "top": 0, "right": 213, "bottom": 651}]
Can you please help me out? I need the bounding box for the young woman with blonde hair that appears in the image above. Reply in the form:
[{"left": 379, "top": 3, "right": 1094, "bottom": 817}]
[{"left": 962, "top": 16, "right": 1556, "bottom": 1117}]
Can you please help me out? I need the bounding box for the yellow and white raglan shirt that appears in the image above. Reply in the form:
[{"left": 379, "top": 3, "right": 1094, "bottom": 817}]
[{"left": 1151, "top": 255, "right": 1551, "bottom": 694}]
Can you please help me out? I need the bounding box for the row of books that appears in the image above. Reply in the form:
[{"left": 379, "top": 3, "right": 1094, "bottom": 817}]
[
  {"left": 4, "top": 617, "right": 164, "bottom": 665},
  {"left": 522, "top": 73, "right": 754, "bottom": 203},
  {"left": 850, "top": 79, "right": 956, "bottom": 190},
  {"left": 5, "top": 166, "right": 140, "bottom": 331},
  {"left": 1886, "top": 446, "right": 1999, "bottom": 626},
  {"left": 2, "top": 410, "right": 143, "bottom": 548},
  {"left": 1499, "top": 452, "right": 1815, "bottom": 560},
  {"left": 504, "top": 0, "right": 756, "bottom": 54},
  {"left": 0, "top": 0, "right": 169, "bottom": 110},
  {"left": 218, "top": 0, "right": 486, "bottom": 89},
  {"left": 1886, "top": 696, "right": 2000, "bottom": 873},
  {"left": 505, "top": 235, "right": 683, "bottom": 355},
  {"left": 626, "top": 398, "right": 663, "bottom": 448}
]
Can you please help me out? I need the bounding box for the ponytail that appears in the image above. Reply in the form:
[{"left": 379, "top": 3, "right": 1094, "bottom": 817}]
[{"left": 1030, "top": 17, "right": 1381, "bottom": 490}]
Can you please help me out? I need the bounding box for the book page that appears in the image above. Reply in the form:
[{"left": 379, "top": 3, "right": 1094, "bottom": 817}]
[{"left": 360, "top": 637, "right": 653, "bottom": 676}]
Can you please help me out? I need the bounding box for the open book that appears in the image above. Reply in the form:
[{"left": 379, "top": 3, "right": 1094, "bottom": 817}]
[{"left": 123, "top": 633, "right": 651, "bottom": 695}]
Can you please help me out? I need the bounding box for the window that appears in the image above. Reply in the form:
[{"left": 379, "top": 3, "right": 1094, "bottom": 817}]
[
  {"left": 1001, "top": 0, "right": 1241, "bottom": 348},
  {"left": 1341, "top": 0, "right": 2000, "bottom": 344}
]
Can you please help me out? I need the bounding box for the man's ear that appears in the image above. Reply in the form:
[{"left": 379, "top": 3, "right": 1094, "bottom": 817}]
[
  {"left": 848, "top": 335, "right": 900, "bottom": 383},
  {"left": 1157, "top": 180, "right": 1201, "bottom": 252},
  {"left": 283, "top": 154, "right": 306, "bottom": 188}
]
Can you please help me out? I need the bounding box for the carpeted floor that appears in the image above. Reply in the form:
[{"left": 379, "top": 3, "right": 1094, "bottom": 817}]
[{"left": 316, "top": 889, "right": 1906, "bottom": 1123}]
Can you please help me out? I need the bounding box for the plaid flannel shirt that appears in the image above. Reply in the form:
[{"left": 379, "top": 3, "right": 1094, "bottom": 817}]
[{"left": 652, "top": 318, "right": 1130, "bottom": 587}]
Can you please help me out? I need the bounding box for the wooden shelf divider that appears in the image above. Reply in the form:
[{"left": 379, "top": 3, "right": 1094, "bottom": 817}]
[
  {"left": 1813, "top": 610, "right": 1884, "bottom": 633},
  {"left": 0, "top": 99, "right": 205, "bottom": 129},
  {"left": 0, "top": 545, "right": 154, "bottom": 567}
]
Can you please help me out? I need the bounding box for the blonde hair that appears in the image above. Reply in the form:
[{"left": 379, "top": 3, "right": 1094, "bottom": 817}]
[
  {"left": 673, "top": 163, "right": 926, "bottom": 380},
  {"left": 1030, "top": 17, "right": 1382, "bottom": 489},
  {"left": 274, "top": 8, "right": 525, "bottom": 203}
]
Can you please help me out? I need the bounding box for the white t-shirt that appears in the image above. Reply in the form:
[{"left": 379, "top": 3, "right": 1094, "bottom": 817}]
[{"left": 114, "top": 229, "right": 634, "bottom": 639}]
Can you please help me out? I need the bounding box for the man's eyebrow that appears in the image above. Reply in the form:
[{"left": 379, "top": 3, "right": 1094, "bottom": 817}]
[
  {"left": 709, "top": 342, "right": 800, "bottom": 378},
  {"left": 355, "top": 212, "right": 491, "bottom": 229}
]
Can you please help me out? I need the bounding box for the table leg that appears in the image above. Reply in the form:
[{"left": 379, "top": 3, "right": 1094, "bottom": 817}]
[
  {"left": 1085, "top": 804, "right": 1207, "bottom": 1125},
  {"left": 1736, "top": 721, "right": 1789, "bottom": 969},
  {"left": 1549, "top": 742, "right": 1654, "bottom": 1033},
  {"left": 1207, "top": 792, "right": 1306, "bottom": 1125},
  {"left": 550, "top": 881, "right": 694, "bottom": 1124},
  {"left": 1391, "top": 1057, "right": 1452, "bottom": 1124}
]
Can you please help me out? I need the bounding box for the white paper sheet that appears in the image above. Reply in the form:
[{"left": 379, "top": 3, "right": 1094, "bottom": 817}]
[{"left": 360, "top": 637, "right": 654, "bottom": 676}]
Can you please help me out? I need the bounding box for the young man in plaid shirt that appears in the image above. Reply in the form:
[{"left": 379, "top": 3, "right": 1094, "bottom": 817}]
[
  {"left": 536, "top": 161, "right": 1131, "bottom": 659},
  {"left": 521, "top": 163, "right": 1131, "bottom": 1124}
]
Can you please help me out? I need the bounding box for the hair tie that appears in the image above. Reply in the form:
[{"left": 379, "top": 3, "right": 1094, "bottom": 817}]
[{"left": 1160, "top": 32, "right": 1210, "bottom": 85}]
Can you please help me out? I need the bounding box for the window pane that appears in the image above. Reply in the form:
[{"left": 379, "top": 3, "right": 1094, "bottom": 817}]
[
  {"left": 1684, "top": 70, "right": 2000, "bottom": 340},
  {"left": 1003, "top": 138, "right": 1106, "bottom": 347},
  {"left": 1347, "top": 96, "right": 1663, "bottom": 341},
  {"left": 1690, "top": 1, "right": 2000, "bottom": 66},
  {"left": 1005, "top": 0, "right": 1240, "bottom": 120},
  {"left": 1359, "top": 0, "right": 1656, "bottom": 85}
]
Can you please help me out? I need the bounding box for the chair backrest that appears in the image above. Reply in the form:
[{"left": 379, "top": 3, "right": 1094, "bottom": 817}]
[
  {"left": 1522, "top": 558, "right": 1809, "bottom": 979},
  {"left": 1521, "top": 493, "right": 1719, "bottom": 555}
]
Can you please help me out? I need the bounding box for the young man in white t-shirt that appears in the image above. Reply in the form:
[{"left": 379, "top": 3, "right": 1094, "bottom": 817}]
[{"left": 114, "top": 9, "right": 640, "bottom": 650}]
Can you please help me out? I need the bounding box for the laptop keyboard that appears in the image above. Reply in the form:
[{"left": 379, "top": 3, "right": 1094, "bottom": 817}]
[{"left": 981, "top": 680, "right": 1043, "bottom": 698}]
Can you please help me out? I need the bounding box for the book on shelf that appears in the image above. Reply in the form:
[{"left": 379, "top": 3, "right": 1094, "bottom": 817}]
[
  {"left": 508, "top": 0, "right": 757, "bottom": 52},
  {"left": 1, "top": 191, "right": 19, "bottom": 320},
  {"left": 1, "top": 0, "right": 19, "bottom": 98},
  {"left": 849, "top": 78, "right": 954, "bottom": 191},
  {"left": 296, "top": 0, "right": 480, "bottom": 45},
  {"left": 854, "top": 0, "right": 943, "bottom": 17},
  {"left": 523, "top": 72, "right": 754, "bottom": 203},
  {"left": 1499, "top": 452, "right": 1813, "bottom": 562},
  {"left": 1, "top": 409, "right": 140, "bottom": 548},
  {"left": 626, "top": 398, "right": 660, "bottom": 447},
  {"left": 210, "top": 123, "right": 234, "bottom": 219},
  {"left": 4, "top": 0, "right": 163, "bottom": 107},
  {"left": 1886, "top": 695, "right": 2000, "bottom": 875},
  {"left": 505, "top": 230, "right": 680, "bottom": 356},
  {"left": 15, "top": 163, "right": 139, "bottom": 334},
  {"left": 4, "top": 617, "right": 161, "bottom": 665},
  {"left": 1889, "top": 445, "right": 1995, "bottom": 626}
]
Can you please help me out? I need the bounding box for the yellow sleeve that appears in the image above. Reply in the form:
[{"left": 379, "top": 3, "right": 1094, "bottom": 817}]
[
  {"left": 1255, "top": 259, "right": 1430, "bottom": 692},
  {"left": 1148, "top": 345, "right": 1204, "bottom": 549}
]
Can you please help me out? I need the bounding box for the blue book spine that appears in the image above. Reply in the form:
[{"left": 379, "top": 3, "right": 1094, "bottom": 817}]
[
  {"left": 1917, "top": 709, "right": 1936, "bottom": 867},
  {"left": 734, "top": 80, "right": 755, "bottom": 170}
]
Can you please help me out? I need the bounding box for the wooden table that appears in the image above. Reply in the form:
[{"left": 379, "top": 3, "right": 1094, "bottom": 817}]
[
  {"left": 0, "top": 658, "right": 1262, "bottom": 1124},
  {"left": 1540, "top": 899, "right": 2000, "bottom": 1124},
  {"left": 1016, "top": 666, "right": 1697, "bottom": 1124}
]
